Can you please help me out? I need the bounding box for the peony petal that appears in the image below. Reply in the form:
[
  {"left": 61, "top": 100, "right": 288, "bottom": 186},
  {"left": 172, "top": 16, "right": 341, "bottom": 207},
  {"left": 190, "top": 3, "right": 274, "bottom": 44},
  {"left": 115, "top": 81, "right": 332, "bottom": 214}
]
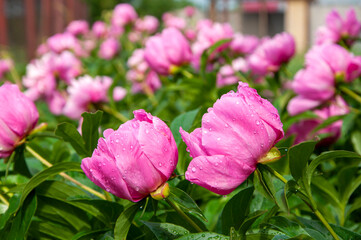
[{"left": 185, "top": 154, "right": 255, "bottom": 195}]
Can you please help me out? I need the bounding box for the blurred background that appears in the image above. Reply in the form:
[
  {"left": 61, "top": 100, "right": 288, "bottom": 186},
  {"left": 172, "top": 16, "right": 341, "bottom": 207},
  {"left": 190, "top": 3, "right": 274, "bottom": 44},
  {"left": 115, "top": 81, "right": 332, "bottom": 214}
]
[{"left": 0, "top": 0, "right": 361, "bottom": 62}]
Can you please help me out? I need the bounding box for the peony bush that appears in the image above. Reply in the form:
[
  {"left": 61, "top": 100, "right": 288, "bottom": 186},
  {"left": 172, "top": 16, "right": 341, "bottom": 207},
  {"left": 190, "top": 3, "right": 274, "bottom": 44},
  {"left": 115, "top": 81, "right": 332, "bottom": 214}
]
[{"left": 0, "top": 4, "right": 361, "bottom": 240}]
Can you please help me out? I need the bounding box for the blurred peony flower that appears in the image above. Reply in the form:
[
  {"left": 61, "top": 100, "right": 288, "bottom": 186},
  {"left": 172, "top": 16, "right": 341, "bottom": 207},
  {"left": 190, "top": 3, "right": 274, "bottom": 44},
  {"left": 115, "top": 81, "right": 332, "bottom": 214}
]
[
  {"left": 135, "top": 15, "right": 159, "bottom": 34},
  {"left": 288, "top": 96, "right": 349, "bottom": 145},
  {"left": 98, "top": 38, "right": 120, "bottom": 60},
  {"left": 81, "top": 109, "right": 178, "bottom": 202},
  {"left": 230, "top": 33, "right": 259, "bottom": 55},
  {"left": 162, "top": 13, "right": 186, "bottom": 30},
  {"left": 248, "top": 32, "right": 295, "bottom": 76},
  {"left": 180, "top": 83, "right": 284, "bottom": 195},
  {"left": 288, "top": 43, "right": 361, "bottom": 115},
  {"left": 63, "top": 75, "right": 126, "bottom": 119},
  {"left": 66, "top": 20, "right": 89, "bottom": 36},
  {"left": 184, "top": 6, "right": 196, "bottom": 17},
  {"left": 316, "top": 9, "right": 361, "bottom": 46},
  {"left": 47, "top": 32, "right": 84, "bottom": 56},
  {"left": 0, "top": 59, "right": 13, "bottom": 79},
  {"left": 92, "top": 21, "right": 108, "bottom": 39},
  {"left": 0, "top": 83, "right": 39, "bottom": 158},
  {"left": 144, "top": 28, "right": 192, "bottom": 75},
  {"left": 111, "top": 3, "right": 137, "bottom": 28},
  {"left": 216, "top": 58, "right": 249, "bottom": 87}
]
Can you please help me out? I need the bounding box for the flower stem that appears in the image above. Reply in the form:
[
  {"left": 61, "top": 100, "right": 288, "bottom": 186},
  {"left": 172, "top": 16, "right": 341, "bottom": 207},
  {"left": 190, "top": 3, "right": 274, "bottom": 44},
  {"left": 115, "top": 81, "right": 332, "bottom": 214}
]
[
  {"left": 26, "top": 145, "right": 106, "bottom": 200},
  {"left": 262, "top": 164, "right": 340, "bottom": 240},
  {"left": 0, "top": 192, "right": 9, "bottom": 206},
  {"left": 101, "top": 105, "right": 129, "bottom": 123},
  {"left": 165, "top": 198, "right": 203, "bottom": 233},
  {"left": 339, "top": 86, "right": 361, "bottom": 105}
]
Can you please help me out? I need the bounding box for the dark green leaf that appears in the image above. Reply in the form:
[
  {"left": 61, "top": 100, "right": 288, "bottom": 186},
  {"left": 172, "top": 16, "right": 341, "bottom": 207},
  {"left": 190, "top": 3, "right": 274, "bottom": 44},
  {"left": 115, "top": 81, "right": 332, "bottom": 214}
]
[
  {"left": 81, "top": 111, "right": 103, "bottom": 154},
  {"left": 142, "top": 221, "right": 189, "bottom": 239},
  {"left": 253, "top": 168, "right": 276, "bottom": 202},
  {"left": 168, "top": 186, "right": 207, "bottom": 222},
  {"left": 221, "top": 186, "right": 254, "bottom": 234},
  {"left": 351, "top": 131, "right": 361, "bottom": 154},
  {"left": 72, "top": 229, "right": 111, "bottom": 240},
  {"left": 275, "top": 189, "right": 289, "bottom": 213},
  {"left": 311, "top": 176, "right": 341, "bottom": 209},
  {"left": 0, "top": 195, "right": 20, "bottom": 230},
  {"left": 175, "top": 232, "right": 229, "bottom": 240},
  {"left": 29, "top": 220, "right": 75, "bottom": 240},
  {"left": 6, "top": 192, "right": 37, "bottom": 240},
  {"left": 304, "top": 150, "right": 361, "bottom": 198},
  {"left": 170, "top": 108, "right": 200, "bottom": 146},
  {"left": 330, "top": 223, "right": 361, "bottom": 240},
  {"left": 242, "top": 233, "right": 275, "bottom": 240},
  {"left": 13, "top": 145, "right": 32, "bottom": 178},
  {"left": 267, "top": 216, "right": 309, "bottom": 237},
  {"left": 114, "top": 203, "right": 141, "bottom": 240},
  {"left": 18, "top": 162, "right": 83, "bottom": 212},
  {"left": 55, "top": 122, "right": 88, "bottom": 157},
  {"left": 238, "top": 210, "right": 266, "bottom": 236},
  {"left": 51, "top": 141, "right": 71, "bottom": 164},
  {"left": 36, "top": 196, "right": 91, "bottom": 232},
  {"left": 288, "top": 141, "right": 316, "bottom": 181}
]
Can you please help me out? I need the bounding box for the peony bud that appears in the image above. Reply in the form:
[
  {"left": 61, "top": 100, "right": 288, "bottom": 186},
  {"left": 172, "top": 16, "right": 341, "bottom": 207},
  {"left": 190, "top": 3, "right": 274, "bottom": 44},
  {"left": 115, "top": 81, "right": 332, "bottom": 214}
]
[{"left": 81, "top": 110, "right": 178, "bottom": 202}]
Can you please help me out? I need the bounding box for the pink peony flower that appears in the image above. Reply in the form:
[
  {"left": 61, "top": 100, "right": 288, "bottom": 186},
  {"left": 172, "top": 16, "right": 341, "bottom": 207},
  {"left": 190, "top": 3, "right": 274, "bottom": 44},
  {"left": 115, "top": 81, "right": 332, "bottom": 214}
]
[
  {"left": 180, "top": 83, "right": 284, "bottom": 195},
  {"left": 316, "top": 9, "right": 361, "bottom": 46},
  {"left": 288, "top": 96, "right": 349, "bottom": 145},
  {"left": 0, "top": 83, "right": 39, "bottom": 158},
  {"left": 81, "top": 109, "right": 178, "bottom": 202},
  {"left": 0, "top": 59, "right": 13, "bottom": 79},
  {"left": 66, "top": 20, "right": 89, "bottom": 36},
  {"left": 230, "top": 33, "right": 259, "bottom": 55},
  {"left": 144, "top": 28, "right": 192, "bottom": 75},
  {"left": 216, "top": 58, "right": 249, "bottom": 87},
  {"left": 184, "top": 6, "right": 196, "bottom": 17},
  {"left": 135, "top": 16, "right": 159, "bottom": 34},
  {"left": 111, "top": 3, "right": 137, "bottom": 28},
  {"left": 92, "top": 21, "right": 108, "bottom": 39},
  {"left": 47, "top": 32, "right": 84, "bottom": 56},
  {"left": 162, "top": 13, "right": 186, "bottom": 30},
  {"left": 98, "top": 38, "right": 120, "bottom": 60},
  {"left": 288, "top": 43, "right": 361, "bottom": 115},
  {"left": 248, "top": 32, "right": 295, "bottom": 76},
  {"left": 63, "top": 75, "right": 126, "bottom": 119}
]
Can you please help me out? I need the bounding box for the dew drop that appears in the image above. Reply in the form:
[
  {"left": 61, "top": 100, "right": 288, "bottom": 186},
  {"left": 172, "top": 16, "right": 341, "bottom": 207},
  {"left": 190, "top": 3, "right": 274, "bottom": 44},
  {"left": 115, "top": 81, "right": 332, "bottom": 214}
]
[
  {"left": 236, "top": 101, "right": 239, "bottom": 104},
  {"left": 115, "top": 139, "right": 119, "bottom": 143},
  {"left": 130, "top": 145, "right": 133, "bottom": 149},
  {"left": 217, "top": 137, "right": 221, "bottom": 141},
  {"left": 225, "top": 123, "right": 229, "bottom": 128},
  {"left": 191, "top": 167, "right": 196, "bottom": 173},
  {"left": 256, "top": 120, "right": 260, "bottom": 125},
  {"left": 89, "top": 169, "right": 93, "bottom": 172},
  {"left": 232, "top": 118, "right": 236, "bottom": 121},
  {"left": 199, "top": 166, "right": 203, "bottom": 170},
  {"left": 136, "top": 187, "right": 140, "bottom": 191},
  {"left": 209, "top": 128, "right": 212, "bottom": 131},
  {"left": 122, "top": 148, "right": 126, "bottom": 151},
  {"left": 158, "top": 162, "right": 162, "bottom": 167},
  {"left": 203, "top": 130, "right": 208, "bottom": 134},
  {"left": 145, "top": 129, "right": 149, "bottom": 134}
]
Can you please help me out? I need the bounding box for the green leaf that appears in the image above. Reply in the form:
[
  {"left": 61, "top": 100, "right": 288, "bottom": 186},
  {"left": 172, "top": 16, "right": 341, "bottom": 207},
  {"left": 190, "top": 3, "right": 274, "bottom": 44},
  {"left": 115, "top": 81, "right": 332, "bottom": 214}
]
[
  {"left": 304, "top": 150, "right": 361, "bottom": 198},
  {"left": 55, "top": 122, "right": 88, "bottom": 157},
  {"left": 170, "top": 108, "right": 200, "bottom": 146},
  {"left": 114, "top": 203, "right": 140, "bottom": 240},
  {"left": 72, "top": 229, "right": 111, "bottom": 240},
  {"left": 51, "top": 141, "right": 71, "bottom": 164},
  {"left": 351, "top": 131, "right": 361, "bottom": 154},
  {"left": 168, "top": 186, "right": 207, "bottom": 222},
  {"left": 221, "top": 186, "right": 254, "bottom": 234},
  {"left": 330, "top": 223, "right": 361, "bottom": 240},
  {"left": 311, "top": 114, "right": 347, "bottom": 134},
  {"left": 253, "top": 168, "right": 276, "bottom": 202},
  {"left": 267, "top": 216, "right": 309, "bottom": 237},
  {"left": 175, "top": 232, "right": 230, "bottom": 240},
  {"left": 81, "top": 111, "right": 103, "bottom": 154},
  {"left": 18, "top": 162, "right": 83, "bottom": 212},
  {"left": 36, "top": 196, "right": 91, "bottom": 232},
  {"left": 341, "top": 174, "right": 361, "bottom": 207},
  {"left": 242, "top": 233, "right": 275, "bottom": 240},
  {"left": 311, "top": 176, "right": 341, "bottom": 209},
  {"left": 29, "top": 220, "right": 76, "bottom": 240},
  {"left": 238, "top": 210, "right": 266, "bottom": 236},
  {"left": 13, "top": 145, "right": 32, "bottom": 178},
  {"left": 288, "top": 141, "right": 316, "bottom": 181},
  {"left": 0, "top": 195, "right": 20, "bottom": 230},
  {"left": 142, "top": 221, "right": 189, "bottom": 239},
  {"left": 6, "top": 192, "right": 37, "bottom": 240},
  {"left": 275, "top": 188, "right": 289, "bottom": 213}
]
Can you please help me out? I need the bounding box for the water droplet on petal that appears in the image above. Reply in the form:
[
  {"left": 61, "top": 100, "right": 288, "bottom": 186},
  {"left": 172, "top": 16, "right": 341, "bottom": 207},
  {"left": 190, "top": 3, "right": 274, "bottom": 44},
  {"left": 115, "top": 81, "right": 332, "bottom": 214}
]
[
  {"left": 115, "top": 139, "right": 119, "bottom": 143},
  {"left": 217, "top": 137, "right": 221, "bottom": 141},
  {"left": 145, "top": 129, "right": 149, "bottom": 134},
  {"left": 225, "top": 123, "right": 229, "bottom": 128},
  {"left": 158, "top": 162, "right": 162, "bottom": 167},
  {"left": 89, "top": 169, "right": 93, "bottom": 172},
  {"left": 122, "top": 148, "right": 126, "bottom": 151},
  {"left": 256, "top": 120, "right": 260, "bottom": 125},
  {"left": 191, "top": 167, "right": 196, "bottom": 173}
]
